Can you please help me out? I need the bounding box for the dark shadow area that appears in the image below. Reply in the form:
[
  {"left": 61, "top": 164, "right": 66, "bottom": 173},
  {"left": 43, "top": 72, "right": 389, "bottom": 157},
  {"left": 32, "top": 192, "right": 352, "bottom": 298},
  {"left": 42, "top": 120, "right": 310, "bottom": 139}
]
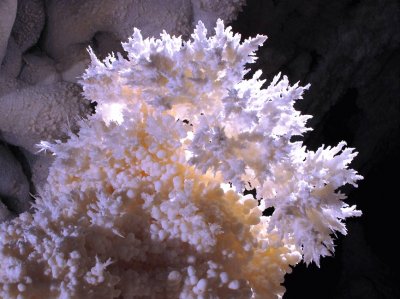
[{"left": 232, "top": 0, "right": 400, "bottom": 297}]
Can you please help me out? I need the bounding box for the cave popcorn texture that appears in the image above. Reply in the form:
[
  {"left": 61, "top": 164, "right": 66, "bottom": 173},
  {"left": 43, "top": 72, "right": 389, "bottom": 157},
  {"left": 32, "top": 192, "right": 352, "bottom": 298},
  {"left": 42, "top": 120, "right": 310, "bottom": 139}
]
[{"left": 0, "top": 20, "right": 362, "bottom": 298}]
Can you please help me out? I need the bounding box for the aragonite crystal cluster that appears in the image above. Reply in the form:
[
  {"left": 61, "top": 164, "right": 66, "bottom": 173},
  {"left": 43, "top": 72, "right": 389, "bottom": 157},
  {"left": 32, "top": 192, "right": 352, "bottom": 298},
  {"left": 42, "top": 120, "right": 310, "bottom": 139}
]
[
  {"left": 0, "top": 20, "right": 362, "bottom": 298},
  {"left": 0, "top": 0, "right": 245, "bottom": 219}
]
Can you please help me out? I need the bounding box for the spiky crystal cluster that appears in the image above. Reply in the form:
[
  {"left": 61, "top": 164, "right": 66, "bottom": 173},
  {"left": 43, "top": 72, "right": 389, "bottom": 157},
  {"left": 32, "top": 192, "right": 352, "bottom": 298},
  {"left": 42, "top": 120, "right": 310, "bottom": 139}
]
[{"left": 0, "top": 20, "right": 362, "bottom": 298}]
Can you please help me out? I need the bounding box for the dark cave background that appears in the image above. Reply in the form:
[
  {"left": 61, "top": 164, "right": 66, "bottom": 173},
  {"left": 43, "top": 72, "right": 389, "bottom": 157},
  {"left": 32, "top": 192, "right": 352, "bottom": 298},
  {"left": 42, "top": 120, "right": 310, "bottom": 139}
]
[{"left": 232, "top": 0, "right": 399, "bottom": 298}]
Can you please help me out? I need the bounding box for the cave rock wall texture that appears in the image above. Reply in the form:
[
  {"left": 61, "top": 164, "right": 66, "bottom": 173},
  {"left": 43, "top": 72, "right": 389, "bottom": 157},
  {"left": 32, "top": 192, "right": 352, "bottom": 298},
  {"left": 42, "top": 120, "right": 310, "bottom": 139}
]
[{"left": 0, "top": 0, "right": 399, "bottom": 298}]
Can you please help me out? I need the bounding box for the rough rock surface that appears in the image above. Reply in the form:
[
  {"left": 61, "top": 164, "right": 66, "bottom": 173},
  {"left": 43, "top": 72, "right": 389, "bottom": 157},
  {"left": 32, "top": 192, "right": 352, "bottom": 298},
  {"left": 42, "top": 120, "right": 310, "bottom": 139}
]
[
  {"left": 0, "top": 143, "right": 31, "bottom": 215},
  {"left": 0, "top": 0, "right": 17, "bottom": 66},
  {"left": 11, "top": 0, "right": 45, "bottom": 52},
  {"left": 0, "top": 82, "right": 91, "bottom": 152},
  {"left": 0, "top": 200, "right": 12, "bottom": 222}
]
